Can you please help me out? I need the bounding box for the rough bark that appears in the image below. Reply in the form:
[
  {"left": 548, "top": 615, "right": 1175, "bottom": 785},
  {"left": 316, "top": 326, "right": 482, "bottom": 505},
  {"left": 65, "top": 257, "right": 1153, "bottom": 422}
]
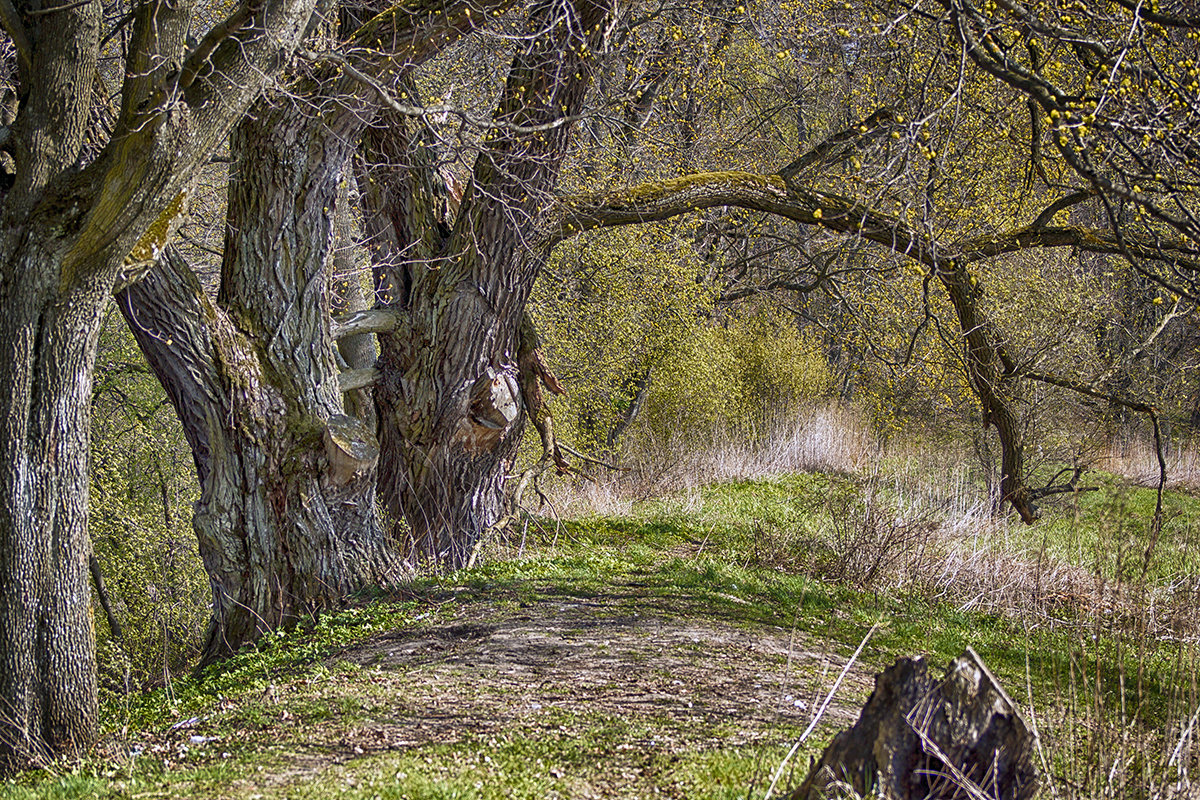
[
  {"left": 119, "top": 93, "right": 405, "bottom": 664},
  {"left": 121, "top": 244, "right": 399, "bottom": 663},
  {"left": 0, "top": 259, "right": 106, "bottom": 768},
  {"left": 0, "top": 2, "right": 104, "bottom": 767},
  {"left": 111, "top": 0, "right": 512, "bottom": 660},
  {"left": 0, "top": 0, "right": 323, "bottom": 762},
  {"left": 793, "top": 648, "right": 1039, "bottom": 800},
  {"left": 366, "top": 0, "right": 612, "bottom": 568}
]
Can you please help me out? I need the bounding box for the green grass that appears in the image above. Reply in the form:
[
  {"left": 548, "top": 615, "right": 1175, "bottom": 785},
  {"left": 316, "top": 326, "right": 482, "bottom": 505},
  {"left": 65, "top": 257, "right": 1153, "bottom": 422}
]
[
  {"left": 5, "top": 468, "right": 1198, "bottom": 799},
  {"left": 235, "top": 722, "right": 799, "bottom": 800},
  {"left": 1031, "top": 473, "right": 1200, "bottom": 583},
  {"left": 103, "top": 600, "right": 437, "bottom": 736}
]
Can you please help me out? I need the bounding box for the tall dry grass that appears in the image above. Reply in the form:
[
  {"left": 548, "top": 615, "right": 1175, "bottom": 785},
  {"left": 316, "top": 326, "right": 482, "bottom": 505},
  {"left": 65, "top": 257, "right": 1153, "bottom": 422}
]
[
  {"left": 593, "top": 404, "right": 1200, "bottom": 797},
  {"left": 550, "top": 402, "right": 1200, "bottom": 643},
  {"left": 542, "top": 403, "right": 878, "bottom": 517},
  {"left": 1100, "top": 431, "right": 1200, "bottom": 492}
]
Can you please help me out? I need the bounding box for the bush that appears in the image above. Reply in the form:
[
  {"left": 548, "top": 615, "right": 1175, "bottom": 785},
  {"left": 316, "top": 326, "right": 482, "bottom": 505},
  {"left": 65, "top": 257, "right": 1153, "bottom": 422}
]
[{"left": 631, "top": 304, "right": 831, "bottom": 449}]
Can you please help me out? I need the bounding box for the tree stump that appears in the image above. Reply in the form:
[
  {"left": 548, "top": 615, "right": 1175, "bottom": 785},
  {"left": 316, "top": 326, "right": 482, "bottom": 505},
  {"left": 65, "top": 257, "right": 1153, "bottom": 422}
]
[{"left": 792, "top": 647, "right": 1039, "bottom": 800}]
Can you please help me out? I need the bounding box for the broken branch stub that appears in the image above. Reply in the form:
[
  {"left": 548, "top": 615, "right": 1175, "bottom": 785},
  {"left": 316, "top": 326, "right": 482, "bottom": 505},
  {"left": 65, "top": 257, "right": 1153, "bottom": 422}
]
[
  {"left": 323, "top": 414, "right": 380, "bottom": 486},
  {"left": 792, "top": 648, "right": 1038, "bottom": 800}
]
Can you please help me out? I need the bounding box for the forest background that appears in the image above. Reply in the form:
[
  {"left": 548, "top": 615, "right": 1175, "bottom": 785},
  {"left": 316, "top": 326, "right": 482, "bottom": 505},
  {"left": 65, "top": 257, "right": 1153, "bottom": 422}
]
[{"left": 2, "top": 0, "right": 1200, "bottom": 794}]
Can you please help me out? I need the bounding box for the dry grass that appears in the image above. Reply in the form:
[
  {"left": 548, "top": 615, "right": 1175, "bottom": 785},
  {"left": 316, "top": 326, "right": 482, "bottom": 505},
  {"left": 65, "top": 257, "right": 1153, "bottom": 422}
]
[
  {"left": 541, "top": 403, "right": 878, "bottom": 517},
  {"left": 544, "top": 401, "right": 1200, "bottom": 647},
  {"left": 578, "top": 405, "right": 1200, "bottom": 798},
  {"left": 1099, "top": 432, "right": 1200, "bottom": 492}
]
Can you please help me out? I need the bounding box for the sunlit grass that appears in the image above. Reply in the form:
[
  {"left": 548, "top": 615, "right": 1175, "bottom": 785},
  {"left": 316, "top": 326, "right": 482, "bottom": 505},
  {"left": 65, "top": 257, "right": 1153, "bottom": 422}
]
[{"left": 8, "top": 429, "right": 1200, "bottom": 799}]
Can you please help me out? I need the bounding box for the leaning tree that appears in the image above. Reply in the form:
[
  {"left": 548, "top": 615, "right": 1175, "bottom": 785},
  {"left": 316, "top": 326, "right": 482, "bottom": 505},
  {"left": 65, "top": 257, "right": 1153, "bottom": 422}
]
[{"left": 235, "top": 0, "right": 1200, "bottom": 574}]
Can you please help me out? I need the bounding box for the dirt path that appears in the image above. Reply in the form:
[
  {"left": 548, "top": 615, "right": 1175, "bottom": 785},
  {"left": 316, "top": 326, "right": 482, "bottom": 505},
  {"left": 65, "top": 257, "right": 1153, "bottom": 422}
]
[
  {"left": 336, "top": 586, "right": 871, "bottom": 751},
  {"left": 152, "top": 578, "right": 877, "bottom": 798}
]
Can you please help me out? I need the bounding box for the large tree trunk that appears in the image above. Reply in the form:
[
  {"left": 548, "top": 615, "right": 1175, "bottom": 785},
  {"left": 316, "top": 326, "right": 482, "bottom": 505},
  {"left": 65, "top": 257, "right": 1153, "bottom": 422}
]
[
  {"left": 0, "top": 255, "right": 105, "bottom": 768},
  {"left": 121, "top": 250, "right": 398, "bottom": 664},
  {"left": 115, "top": 0, "right": 517, "bottom": 659},
  {"left": 0, "top": 0, "right": 323, "bottom": 765},
  {"left": 366, "top": 0, "right": 612, "bottom": 569},
  {"left": 119, "top": 96, "right": 403, "bottom": 664},
  {"left": 0, "top": 0, "right": 105, "bottom": 767}
]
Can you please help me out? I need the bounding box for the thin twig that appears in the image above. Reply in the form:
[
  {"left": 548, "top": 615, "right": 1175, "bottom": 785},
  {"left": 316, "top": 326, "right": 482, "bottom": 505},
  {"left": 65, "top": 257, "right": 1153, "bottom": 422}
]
[
  {"left": 558, "top": 442, "right": 625, "bottom": 471},
  {"left": 297, "top": 48, "right": 587, "bottom": 136},
  {"left": 26, "top": 0, "right": 94, "bottom": 16}
]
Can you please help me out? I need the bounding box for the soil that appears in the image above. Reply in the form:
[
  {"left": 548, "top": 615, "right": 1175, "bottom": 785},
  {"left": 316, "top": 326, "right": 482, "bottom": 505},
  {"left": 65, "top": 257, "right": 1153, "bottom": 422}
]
[
  {"left": 335, "top": 582, "right": 872, "bottom": 751},
  {"left": 144, "top": 577, "right": 878, "bottom": 798}
]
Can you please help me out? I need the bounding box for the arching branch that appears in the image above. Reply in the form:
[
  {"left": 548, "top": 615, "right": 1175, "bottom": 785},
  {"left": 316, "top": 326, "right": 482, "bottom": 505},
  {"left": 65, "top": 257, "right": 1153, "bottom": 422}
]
[{"left": 548, "top": 165, "right": 1198, "bottom": 524}]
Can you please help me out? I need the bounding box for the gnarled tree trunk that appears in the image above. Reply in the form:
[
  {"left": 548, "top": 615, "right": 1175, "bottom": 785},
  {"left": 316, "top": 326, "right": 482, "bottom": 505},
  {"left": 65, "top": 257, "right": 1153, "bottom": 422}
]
[
  {"left": 117, "top": 0, "right": 519, "bottom": 659},
  {"left": 0, "top": 0, "right": 321, "bottom": 762},
  {"left": 365, "top": 0, "right": 612, "bottom": 568},
  {"left": 119, "top": 96, "right": 402, "bottom": 664},
  {"left": 0, "top": 252, "right": 106, "bottom": 767}
]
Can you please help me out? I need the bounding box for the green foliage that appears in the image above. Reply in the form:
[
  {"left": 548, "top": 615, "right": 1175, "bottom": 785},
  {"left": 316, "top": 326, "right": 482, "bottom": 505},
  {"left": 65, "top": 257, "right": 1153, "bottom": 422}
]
[
  {"left": 636, "top": 304, "right": 831, "bottom": 446},
  {"left": 90, "top": 307, "right": 209, "bottom": 693},
  {"left": 531, "top": 223, "right": 715, "bottom": 452},
  {"left": 533, "top": 235, "right": 831, "bottom": 455}
]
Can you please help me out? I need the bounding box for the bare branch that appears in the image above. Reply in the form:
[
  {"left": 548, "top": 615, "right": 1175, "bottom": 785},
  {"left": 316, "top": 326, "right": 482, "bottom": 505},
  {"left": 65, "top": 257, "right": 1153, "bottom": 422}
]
[
  {"left": 554, "top": 172, "right": 1198, "bottom": 274},
  {"left": 1029, "top": 189, "right": 1096, "bottom": 229},
  {"left": 0, "top": 0, "right": 33, "bottom": 78},
  {"left": 339, "top": 367, "right": 380, "bottom": 393},
  {"left": 331, "top": 308, "right": 402, "bottom": 339},
  {"left": 778, "top": 107, "right": 897, "bottom": 182},
  {"left": 26, "top": 0, "right": 95, "bottom": 16},
  {"left": 298, "top": 47, "right": 590, "bottom": 135}
]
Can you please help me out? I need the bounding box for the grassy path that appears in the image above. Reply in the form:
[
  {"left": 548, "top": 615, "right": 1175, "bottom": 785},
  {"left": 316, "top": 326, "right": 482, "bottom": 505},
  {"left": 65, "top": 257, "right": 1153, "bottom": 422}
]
[{"left": 6, "top": 472, "right": 1198, "bottom": 798}]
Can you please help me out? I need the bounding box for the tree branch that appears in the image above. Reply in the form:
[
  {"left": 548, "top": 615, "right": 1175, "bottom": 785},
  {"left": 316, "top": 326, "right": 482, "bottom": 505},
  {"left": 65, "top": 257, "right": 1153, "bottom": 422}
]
[
  {"left": 300, "top": 45, "right": 592, "bottom": 136},
  {"left": 553, "top": 172, "right": 1197, "bottom": 272},
  {"left": 0, "top": 0, "right": 33, "bottom": 79},
  {"left": 1111, "top": 0, "right": 1200, "bottom": 28},
  {"left": 339, "top": 367, "right": 380, "bottom": 392},
  {"left": 1030, "top": 189, "right": 1096, "bottom": 229},
  {"left": 331, "top": 308, "right": 402, "bottom": 339},
  {"left": 116, "top": 0, "right": 192, "bottom": 137},
  {"left": 778, "top": 107, "right": 897, "bottom": 182}
]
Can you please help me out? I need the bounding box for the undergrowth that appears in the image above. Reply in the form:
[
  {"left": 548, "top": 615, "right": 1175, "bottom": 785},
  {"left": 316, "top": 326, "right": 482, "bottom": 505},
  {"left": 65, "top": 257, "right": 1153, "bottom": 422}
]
[{"left": 6, "top": 434, "right": 1200, "bottom": 798}]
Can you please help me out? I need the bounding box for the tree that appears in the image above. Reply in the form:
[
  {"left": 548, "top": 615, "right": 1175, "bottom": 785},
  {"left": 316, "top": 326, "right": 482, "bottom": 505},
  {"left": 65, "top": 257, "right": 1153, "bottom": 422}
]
[
  {"left": 523, "top": 0, "right": 1200, "bottom": 524},
  {"left": 0, "top": 0, "right": 325, "bottom": 768},
  {"left": 358, "top": 0, "right": 613, "bottom": 567},
  {"left": 116, "top": 0, "right": 526, "bottom": 661},
  {"left": 307, "top": 0, "right": 1199, "bottom": 567},
  {"left": 103, "top": 0, "right": 1200, "bottom": 650},
  {"left": 6, "top": 0, "right": 1190, "bottom": 768}
]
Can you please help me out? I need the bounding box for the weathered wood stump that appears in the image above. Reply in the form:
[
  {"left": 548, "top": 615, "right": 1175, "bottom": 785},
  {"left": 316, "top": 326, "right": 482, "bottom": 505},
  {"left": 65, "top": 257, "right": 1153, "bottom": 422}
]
[{"left": 792, "top": 647, "right": 1039, "bottom": 800}]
